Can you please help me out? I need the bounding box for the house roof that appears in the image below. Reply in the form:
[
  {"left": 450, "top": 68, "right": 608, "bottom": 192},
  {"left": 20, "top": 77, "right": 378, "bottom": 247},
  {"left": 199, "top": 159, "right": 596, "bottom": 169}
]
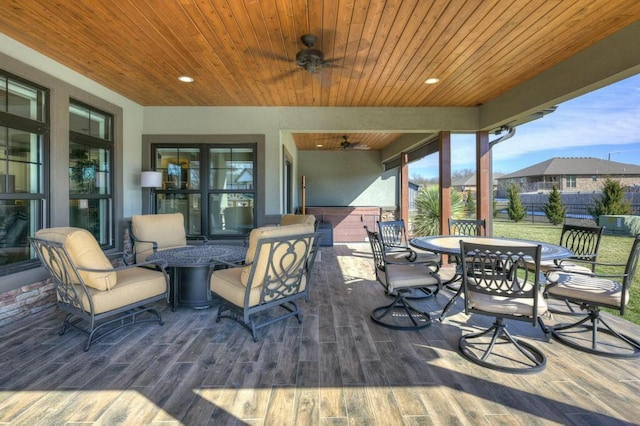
[
  {"left": 452, "top": 173, "right": 505, "bottom": 187},
  {"left": 498, "top": 157, "right": 640, "bottom": 179}
]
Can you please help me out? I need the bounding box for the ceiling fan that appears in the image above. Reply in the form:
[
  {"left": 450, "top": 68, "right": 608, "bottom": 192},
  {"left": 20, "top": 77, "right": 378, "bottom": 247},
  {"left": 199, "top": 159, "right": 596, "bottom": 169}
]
[
  {"left": 295, "top": 34, "right": 336, "bottom": 73},
  {"left": 340, "top": 135, "right": 369, "bottom": 150}
]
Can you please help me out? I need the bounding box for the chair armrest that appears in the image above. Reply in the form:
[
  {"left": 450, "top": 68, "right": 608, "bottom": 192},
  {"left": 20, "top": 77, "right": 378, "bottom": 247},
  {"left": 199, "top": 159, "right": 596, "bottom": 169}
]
[
  {"left": 76, "top": 258, "right": 169, "bottom": 274},
  {"left": 544, "top": 267, "right": 628, "bottom": 283},
  {"left": 187, "top": 234, "right": 208, "bottom": 243},
  {"left": 129, "top": 233, "right": 159, "bottom": 251}
]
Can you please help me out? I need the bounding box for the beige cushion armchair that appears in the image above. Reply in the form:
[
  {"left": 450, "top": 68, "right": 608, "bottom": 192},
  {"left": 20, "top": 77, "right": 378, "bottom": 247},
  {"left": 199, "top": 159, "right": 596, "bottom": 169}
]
[
  {"left": 130, "top": 212, "right": 206, "bottom": 263},
  {"left": 280, "top": 214, "right": 317, "bottom": 228},
  {"left": 210, "top": 223, "right": 319, "bottom": 341},
  {"left": 30, "top": 227, "right": 169, "bottom": 351}
]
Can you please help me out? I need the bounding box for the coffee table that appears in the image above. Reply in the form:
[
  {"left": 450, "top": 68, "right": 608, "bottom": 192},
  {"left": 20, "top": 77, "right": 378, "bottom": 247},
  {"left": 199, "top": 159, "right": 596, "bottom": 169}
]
[{"left": 148, "top": 244, "right": 247, "bottom": 310}]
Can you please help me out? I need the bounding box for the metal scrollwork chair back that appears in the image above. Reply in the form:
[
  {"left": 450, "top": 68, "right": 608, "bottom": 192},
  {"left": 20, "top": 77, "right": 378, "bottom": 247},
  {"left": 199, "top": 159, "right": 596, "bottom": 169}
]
[
  {"left": 459, "top": 241, "right": 547, "bottom": 373},
  {"left": 210, "top": 225, "right": 319, "bottom": 341}
]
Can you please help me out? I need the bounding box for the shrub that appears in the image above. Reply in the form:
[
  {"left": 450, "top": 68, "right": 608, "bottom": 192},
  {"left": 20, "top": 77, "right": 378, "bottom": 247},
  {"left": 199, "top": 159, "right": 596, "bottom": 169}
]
[
  {"left": 465, "top": 190, "right": 475, "bottom": 215},
  {"left": 588, "top": 178, "right": 632, "bottom": 221},
  {"left": 507, "top": 183, "right": 525, "bottom": 222},
  {"left": 543, "top": 184, "right": 567, "bottom": 225},
  {"left": 412, "top": 185, "right": 464, "bottom": 236}
]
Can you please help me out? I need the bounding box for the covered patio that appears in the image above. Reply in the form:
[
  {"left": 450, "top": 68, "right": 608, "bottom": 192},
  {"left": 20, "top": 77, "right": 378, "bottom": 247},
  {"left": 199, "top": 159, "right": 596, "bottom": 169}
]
[{"left": 2, "top": 243, "right": 639, "bottom": 424}]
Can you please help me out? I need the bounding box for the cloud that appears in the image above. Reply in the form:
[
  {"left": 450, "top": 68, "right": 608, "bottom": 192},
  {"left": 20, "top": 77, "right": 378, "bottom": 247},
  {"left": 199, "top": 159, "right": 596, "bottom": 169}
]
[{"left": 410, "top": 74, "right": 640, "bottom": 178}]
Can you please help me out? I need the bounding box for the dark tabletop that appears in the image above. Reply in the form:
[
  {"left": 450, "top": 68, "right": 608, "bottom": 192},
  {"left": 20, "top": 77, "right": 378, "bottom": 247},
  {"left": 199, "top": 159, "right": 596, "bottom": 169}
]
[
  {"left": 147, "top": 244, "right": 247, "bottom": 267},
  {"left": 410, "top": 235, "right": 573, "bottom": 261}
]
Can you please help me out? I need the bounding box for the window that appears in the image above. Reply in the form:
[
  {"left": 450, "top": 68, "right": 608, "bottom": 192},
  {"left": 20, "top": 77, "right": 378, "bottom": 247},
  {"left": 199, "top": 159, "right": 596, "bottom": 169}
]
[
  {"left": 152, "top": 144, "right": 256, "bottom": 238},
  {"left": 566, "top": 175, "right": 576, "bottom": 188},
  {"left": 69, "top": 101, "right": 113, "bottom": 246},
  {"left": 0, "top": 71, "right": 48, "bottom": 276}
]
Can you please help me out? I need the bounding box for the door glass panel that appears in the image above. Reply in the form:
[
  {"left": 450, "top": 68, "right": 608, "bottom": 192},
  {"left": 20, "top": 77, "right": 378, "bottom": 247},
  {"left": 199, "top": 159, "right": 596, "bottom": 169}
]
[
  {"left": 157, "top": 193, "right": 202, "bottom": 235},
  {"left": 156, "top": 147, "right": 200, "bottom": 190},
  {"left": 209, "top": 148, "right": 254, "bottom": 190},
  {"left": 210, "top": 193, "right": 254, "bottom": 235}
]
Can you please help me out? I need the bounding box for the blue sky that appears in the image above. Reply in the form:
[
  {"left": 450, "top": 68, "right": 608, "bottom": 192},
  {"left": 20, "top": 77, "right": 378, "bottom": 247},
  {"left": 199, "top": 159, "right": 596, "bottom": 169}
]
[{"left": 409, "top": 73, "right": 640, "bottom": 179}]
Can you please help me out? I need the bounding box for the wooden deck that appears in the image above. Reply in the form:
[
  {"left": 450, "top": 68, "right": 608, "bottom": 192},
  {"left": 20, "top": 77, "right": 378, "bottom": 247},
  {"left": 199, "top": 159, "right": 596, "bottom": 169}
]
[{"left": 1, "top": 243, "right": 640, "bottom": 425}]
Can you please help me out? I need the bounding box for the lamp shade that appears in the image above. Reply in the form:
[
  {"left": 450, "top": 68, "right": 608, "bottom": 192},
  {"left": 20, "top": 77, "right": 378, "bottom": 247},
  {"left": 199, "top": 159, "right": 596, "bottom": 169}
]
[{"left": 141, "top": 171, "right": 163, "bottom": 188}]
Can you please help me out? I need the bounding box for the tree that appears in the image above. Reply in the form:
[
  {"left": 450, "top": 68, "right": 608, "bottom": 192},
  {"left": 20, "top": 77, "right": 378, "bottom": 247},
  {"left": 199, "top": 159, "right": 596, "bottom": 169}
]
[
  {"left": 465, "top": 190, "right": 475, "bottom": 215},
  {"left": 412, "top": 185, "right": 464, "bottom": 236},
  {"left": 507, "top": 183, "right": 525, "bottom": 222},
  {"left": 588, "top": 178, "right": 632, "bottom": 221},
  {"left": 543, "top": 184, "right": 567, "bottom": 225}
]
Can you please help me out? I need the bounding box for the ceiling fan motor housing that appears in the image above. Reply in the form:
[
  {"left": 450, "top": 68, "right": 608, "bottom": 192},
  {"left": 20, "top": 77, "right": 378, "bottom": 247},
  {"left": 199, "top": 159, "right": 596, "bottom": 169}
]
[{"left": 296, "top": 49, "right": 325, "bottom": 72}]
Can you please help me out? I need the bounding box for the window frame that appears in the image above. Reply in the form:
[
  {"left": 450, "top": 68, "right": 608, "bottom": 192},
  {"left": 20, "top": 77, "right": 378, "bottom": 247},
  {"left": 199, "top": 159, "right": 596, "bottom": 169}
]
[
  {"left": 68, "top": 99, "right": 114, "bottom": 248},
  {"left": 0, "top": 70, "right": 49, "bottom": 277},
  {"left": 151, "top": 142, "right": 258, "bottom": 239}
]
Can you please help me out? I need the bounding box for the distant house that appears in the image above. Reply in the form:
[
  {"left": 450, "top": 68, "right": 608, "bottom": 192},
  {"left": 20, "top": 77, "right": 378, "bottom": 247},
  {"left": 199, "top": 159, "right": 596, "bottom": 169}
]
[
  {"left": 409, "top": 181, "right": 419, "bottom": 211},
  {"left": 496, "top": 157, "right": 640, "bottom": 197},
  {"left": 452, "top": 173, "right": 504, "bottom": 194}
]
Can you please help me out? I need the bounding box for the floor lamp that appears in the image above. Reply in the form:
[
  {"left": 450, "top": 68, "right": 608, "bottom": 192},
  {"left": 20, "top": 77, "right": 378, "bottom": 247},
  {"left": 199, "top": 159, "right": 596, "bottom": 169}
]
[{"left": 141, "top": 171, "right": 163, "bottom": 214}]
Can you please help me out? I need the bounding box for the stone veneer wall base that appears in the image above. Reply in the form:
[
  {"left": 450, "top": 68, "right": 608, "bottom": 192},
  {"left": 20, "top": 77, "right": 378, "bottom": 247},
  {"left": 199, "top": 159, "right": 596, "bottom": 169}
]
[{"left": 0, "top": 279, "right": 56, "bottom": 327}]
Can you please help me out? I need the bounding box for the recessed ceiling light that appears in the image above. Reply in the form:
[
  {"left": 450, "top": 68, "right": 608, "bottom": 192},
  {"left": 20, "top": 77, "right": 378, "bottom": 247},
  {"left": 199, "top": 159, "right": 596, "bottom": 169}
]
[
  {"left": 178, "top": 76, "right": 194, "bottom": 83},
  {"left": 424, "top": 77, "right": 440, "bottom": 84},
  {"left": 316, "top": 144, "right": 323, "bottom": 148}
]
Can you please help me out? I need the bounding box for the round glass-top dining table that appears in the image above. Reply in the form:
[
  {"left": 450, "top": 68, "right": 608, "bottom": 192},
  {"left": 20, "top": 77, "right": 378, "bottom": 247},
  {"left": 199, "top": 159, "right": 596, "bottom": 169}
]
[{"left": 410, "top": 235, "right": 573, "bottom": 261}]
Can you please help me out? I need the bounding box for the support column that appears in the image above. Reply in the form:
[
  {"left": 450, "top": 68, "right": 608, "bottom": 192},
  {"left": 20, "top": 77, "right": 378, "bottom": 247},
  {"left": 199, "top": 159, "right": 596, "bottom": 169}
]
[
  {"left": 439, "top": 131, "right": 452, "bottom": 236},
  {"left": 476, "top": 131, "right": 492, "bottom": 235},
  {"left": 400, "top": 152, "right": 409, "bottom": 227}
]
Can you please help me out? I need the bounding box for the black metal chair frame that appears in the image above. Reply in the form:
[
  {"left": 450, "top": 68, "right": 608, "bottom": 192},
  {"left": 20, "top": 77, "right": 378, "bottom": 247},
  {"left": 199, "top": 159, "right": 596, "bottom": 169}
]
[
  {"left": 439, "top": 218, "right": 487, "bottom": 320},
  {"left": 29, "top": 236, "right": 170, "bottom": 351},
  {"left": 544, "top": 223, "right": 604, "bottom": 315},
  {"left": 376, "top": 219, "right": 439, "bottom": 299},
  {"left": 543, "top": 233, "right": 640, "bottom": 358},
  {"left": 459, "top": 241, "right": 546, "bottom": 373},
  {"left": 365, "top": 226, "right": 441, "bottom": 330},
  {"left": 212, "top": 231, "right": 320, "bottom": 341}
]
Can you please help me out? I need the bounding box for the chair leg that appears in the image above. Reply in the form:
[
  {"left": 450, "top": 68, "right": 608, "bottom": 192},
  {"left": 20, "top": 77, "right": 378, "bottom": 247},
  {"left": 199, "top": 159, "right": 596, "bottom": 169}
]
[
  {"left": 439, "top": 286, "right": 463, "bottom": 321},
  {"left": 459, "top": 318, "right": 546, "bottom": 374},
  {"left": 371, "top": 290, "right": 431, "bottom": 330},
  {"left": 550, "top": 308, "right": 640, "bottom": 358}
]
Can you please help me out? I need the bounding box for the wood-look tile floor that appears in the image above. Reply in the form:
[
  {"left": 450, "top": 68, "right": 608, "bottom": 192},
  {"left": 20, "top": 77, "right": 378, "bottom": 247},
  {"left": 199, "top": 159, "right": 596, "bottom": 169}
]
[{"left": 2, "top": 243, "right": 640, "bottom": 425}]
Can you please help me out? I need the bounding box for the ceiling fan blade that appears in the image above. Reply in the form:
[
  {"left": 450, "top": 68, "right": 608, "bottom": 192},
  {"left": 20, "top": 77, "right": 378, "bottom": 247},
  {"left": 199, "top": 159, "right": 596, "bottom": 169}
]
[{"left": 267, "top": 69, "right": 300, "bottom": 83}]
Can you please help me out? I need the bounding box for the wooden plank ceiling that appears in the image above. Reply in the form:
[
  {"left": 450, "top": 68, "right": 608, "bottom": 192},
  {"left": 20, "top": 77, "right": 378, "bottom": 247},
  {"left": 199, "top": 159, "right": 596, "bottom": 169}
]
[{"left": 2, "top": 0, "right": 639, "bottom": 151}]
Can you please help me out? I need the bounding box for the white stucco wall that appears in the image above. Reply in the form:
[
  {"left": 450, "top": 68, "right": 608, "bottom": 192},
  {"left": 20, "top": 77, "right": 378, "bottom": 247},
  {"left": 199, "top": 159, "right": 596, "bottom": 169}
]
[{"left": 299, "top": 150, "right": 396, "bottom": 207}]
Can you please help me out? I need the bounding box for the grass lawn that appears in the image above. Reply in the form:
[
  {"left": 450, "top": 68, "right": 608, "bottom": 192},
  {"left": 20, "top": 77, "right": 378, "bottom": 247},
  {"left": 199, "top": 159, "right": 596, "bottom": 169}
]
[{"left": 493, "top": 219, "right": 640, "bottom": 325}]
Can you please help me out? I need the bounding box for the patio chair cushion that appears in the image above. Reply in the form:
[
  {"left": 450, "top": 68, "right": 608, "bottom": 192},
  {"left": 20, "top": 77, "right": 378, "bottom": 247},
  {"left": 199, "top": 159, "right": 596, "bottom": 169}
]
[
  {"left": 380, "top": 263, "right": 441, "bottom": 293},
  {"left": 77, "top": 267, "right": 167, "bottom": 314},
  {"left": 35, "top": 227, "right": 116, "bottom": 291},
  {"left": 467, "top": 290, "right": 548, "bottom": 317},
  {"left": 213, "top": 266, "right": 309, "bottom": 308},
  {"left": 241, "top": 223, "right": 314, "bottom": 286},
  {"left": 280, "top": 214, "right": 316, "bottom": 227},
  {"left": 131, "top": 213, "right": 187, "bottom": 262},
  {"left": 545, "top": 271, "right": 628, "bottom": 306}
]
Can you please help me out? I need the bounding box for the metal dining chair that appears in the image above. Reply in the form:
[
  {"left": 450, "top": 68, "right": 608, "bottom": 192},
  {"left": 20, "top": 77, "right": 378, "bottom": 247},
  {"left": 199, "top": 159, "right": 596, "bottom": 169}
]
[
  {"left": 365, "top": 226, "right": 441, "bottom": 330},
  {"left": 543, "top": 233, "right": 640, "bottom": 358},
  {"left": 458, "top": 240, "right": 547, "bottom": 373},
  {"left": 440, "top": 218, "right": 487, "bottom": 320}
]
